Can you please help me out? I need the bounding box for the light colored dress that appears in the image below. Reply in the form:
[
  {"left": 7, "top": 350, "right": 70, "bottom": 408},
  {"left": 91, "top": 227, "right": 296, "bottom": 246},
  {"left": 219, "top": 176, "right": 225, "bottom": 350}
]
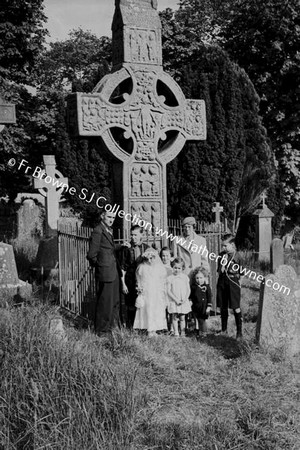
[
  {"left": 133, "top": 261, "right": 168, "bottom": 332},
  {"left": 167, "top": 273, "right": 191, "bottom": 315}
]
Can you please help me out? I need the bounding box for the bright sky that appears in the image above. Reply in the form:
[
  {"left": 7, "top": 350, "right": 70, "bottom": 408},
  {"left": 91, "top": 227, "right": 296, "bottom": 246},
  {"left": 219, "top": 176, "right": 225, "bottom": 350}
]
[{"left": 44, "top": 0, "right": 180, "bottom": 42}]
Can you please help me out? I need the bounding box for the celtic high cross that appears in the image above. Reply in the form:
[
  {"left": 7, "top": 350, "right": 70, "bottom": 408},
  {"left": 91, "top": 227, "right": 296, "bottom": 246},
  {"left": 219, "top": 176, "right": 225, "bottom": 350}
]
[{"left": 67, "top": 0, "right": 206, "bottom": 238}]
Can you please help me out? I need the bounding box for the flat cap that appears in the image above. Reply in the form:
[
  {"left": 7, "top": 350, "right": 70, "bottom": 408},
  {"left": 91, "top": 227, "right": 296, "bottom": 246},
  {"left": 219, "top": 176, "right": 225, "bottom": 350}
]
[{"left": 182, "top": 216, "right": 196, "bottom": 226}]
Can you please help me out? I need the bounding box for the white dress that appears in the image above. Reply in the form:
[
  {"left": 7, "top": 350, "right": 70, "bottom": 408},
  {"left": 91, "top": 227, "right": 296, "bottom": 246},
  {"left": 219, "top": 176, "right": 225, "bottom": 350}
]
[
  {"left": 133, "top": 261, "right": 168, "bottom": 332},
  {"left": 167, "top": 273, "right": 191, "bottom": 315}
]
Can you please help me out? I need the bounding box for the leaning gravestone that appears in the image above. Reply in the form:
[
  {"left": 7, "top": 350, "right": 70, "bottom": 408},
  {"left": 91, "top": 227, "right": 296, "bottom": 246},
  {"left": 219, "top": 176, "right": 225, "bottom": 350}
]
[
  {"left": 256, "top": 265, "right": 300, "bottom": 356},
  {"left": 67, "top": 0, "right": 206, "bottom": 239},
  {"left": 270, "top": 238, "right": 284, "bottom": 273},
  {"left": 0, "top": 242, "right": 31, "bottom": 300}
]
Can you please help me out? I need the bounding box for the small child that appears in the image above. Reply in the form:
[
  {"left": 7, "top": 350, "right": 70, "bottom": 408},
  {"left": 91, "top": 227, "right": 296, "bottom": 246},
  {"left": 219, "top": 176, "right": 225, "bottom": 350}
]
[
  {"left": 166, "top": 257, "right": 191, "bottom": 337},
  {"left": 190, "top": 267, "right": 212, "bottom": 335},
  {"left": 159, "top": 246, "right": 173, "bottom": 276}
]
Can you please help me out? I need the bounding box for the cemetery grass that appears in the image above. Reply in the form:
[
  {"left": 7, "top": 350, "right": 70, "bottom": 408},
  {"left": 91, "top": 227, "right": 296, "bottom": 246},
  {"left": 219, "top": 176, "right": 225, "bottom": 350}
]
[{"left": 1, "top": 300, "right": 300, "bottom": 450}]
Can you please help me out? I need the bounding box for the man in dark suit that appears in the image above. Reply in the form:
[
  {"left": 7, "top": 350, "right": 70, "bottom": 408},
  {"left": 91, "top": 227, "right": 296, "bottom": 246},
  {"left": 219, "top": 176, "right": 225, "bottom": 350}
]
[{"left": 87, "top": 210, "right": 121, "bottom": 334}]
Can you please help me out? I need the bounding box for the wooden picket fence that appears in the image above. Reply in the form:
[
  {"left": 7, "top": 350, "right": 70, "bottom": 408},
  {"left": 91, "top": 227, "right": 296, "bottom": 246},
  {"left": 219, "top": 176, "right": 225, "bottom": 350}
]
[{"left": 58, "top": 219, "right": 227, "bottom": 319}]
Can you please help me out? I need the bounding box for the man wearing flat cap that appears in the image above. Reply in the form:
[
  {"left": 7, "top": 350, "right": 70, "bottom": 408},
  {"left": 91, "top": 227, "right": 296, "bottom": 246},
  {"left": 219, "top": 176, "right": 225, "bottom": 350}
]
[{"left": 174, "top": 216, "right": 209, "bottom": 277}]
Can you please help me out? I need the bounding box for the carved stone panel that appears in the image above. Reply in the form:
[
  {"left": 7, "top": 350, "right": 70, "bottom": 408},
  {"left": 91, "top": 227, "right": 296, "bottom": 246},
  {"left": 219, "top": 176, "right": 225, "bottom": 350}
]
[
  {"left": 129, "top": 200, "right": 162, "bottom": 235},
  {"left": 130, "top": 163, "right": 160, "bottom": 198}
]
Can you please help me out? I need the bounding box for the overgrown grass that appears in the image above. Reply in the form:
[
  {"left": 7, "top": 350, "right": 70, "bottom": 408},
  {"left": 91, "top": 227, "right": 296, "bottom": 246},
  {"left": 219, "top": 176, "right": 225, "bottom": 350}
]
[
  {"left": 1, "top": 303, "right": 299, "bottom": 449},
  {"left": 9, "top": 236, "right": 40, "bottom": 281}
]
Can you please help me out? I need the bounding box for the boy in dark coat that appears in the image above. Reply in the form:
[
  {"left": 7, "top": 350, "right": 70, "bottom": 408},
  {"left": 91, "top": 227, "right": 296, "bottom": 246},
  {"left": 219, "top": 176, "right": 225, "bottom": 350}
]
[{"left": 216, "top": 234, "right": 243, "bottom": 338}]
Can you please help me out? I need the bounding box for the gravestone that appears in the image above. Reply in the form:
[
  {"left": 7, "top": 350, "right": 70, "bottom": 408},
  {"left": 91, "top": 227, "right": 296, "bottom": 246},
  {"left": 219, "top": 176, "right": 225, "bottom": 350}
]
[
  {"left": 0, "top": 242, "right": 31, "bottom": 298},
  {"left": 0, "top": 97, "right": 16, "bottom": 133},
  {"left": 212, "top": 202, "right": 223, "bottom": 224},
  {"left": 67, "top": 0, "right": 206, "bottom": 238},
  {"left": 0, "top": 243, "right": 18, "bottom": 285},
  {"left": 253, "top": 192, "right": 274, "bottom": 262},
  {"left": 256, "top": 265, "right": 300, "bottom": 356},
  {"left": 15, "top": 197, "right": 44, "bottom": 241},
  {"left": 34, "top": 155, "right": 68, "bottom": 236},
  {"left": 270, "top": 238, "right": 284, "bottom": 273},
  {"left": 49, "top": 317, "right": 67, "bottom": 343}
]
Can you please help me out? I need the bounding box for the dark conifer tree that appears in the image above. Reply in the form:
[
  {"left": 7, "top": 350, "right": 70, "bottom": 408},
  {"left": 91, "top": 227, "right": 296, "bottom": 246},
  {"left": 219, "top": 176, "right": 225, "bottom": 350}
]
[{"left": 167, "top": 46, "right": 274, "bottom": 229}]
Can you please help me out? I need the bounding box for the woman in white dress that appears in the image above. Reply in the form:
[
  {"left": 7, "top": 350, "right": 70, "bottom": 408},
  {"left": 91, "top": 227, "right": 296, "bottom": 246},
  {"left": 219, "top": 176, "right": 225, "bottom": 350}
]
[{"left": 133, "top": 248, "right": 168, "bottom": 336}]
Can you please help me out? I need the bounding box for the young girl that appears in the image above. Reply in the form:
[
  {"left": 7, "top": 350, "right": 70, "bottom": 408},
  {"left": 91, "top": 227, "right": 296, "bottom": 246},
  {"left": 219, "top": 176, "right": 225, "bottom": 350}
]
[
  {"left": 190, "top": 267, "right": 212, "bottom": 335},
  {"left": 134, "top": 248, "right": 167, "bottom": 337},
  {"left": 159, "top": 246, "right": 173, "bottom": 276},
  {"left": 166, "top": 257, "right": 191, "bottom": 337}
]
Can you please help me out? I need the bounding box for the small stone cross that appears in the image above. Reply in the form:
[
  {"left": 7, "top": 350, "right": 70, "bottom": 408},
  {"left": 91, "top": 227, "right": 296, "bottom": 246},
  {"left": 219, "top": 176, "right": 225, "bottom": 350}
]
[
  {"left": 34, "top": 155, "right": 68, "bottom": 235},
  {"left": 0, "top": 97, "right": 16, "bottom": 132},
  {"left": 67, "top": 0, "right": 206, "bottom": 237},
  {"left": 260, "top": 191, "right": 267, "bottom": 208},
  {"left": 212, "top": 202, "right": 223, "bottom": 224}
]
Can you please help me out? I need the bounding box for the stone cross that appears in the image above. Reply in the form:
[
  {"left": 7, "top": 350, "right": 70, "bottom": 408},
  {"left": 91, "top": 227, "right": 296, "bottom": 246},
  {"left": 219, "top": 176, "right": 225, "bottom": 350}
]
[
  {"left": 67, "top": 0, "right": 206, "bottom": 237},
  {"left": 212, "top": 202, "right": 223, "bottom": 224},
  {"left": 0, "top": 97, "right": 16, "bottom": 132},
  {"left": 253, "top": 201, "right": 274, "bottom": 262},
  {"left": 34, "top": 155, "right": 68, "bottom": 236},
  {"left": 260, "top": 191, "right": 267, "bottom": 208}
]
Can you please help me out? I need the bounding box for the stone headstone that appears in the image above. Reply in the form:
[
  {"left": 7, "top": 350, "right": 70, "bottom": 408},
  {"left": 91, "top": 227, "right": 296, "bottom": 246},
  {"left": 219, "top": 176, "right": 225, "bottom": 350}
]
[
  {"left": 270, "top": 238, "right": 284, "bottom": 273},
  {"left": 256, "top": 265, "right": 300, "bottom": 356},
  {"left": 253, "top": 193, "right": 274, "bottom": 261},
  {"left": 49, "top": 317, "right": 67, "bottom": 342},
  {"left": 0, "top": 242, "right": 32, "bottom": 298},
  {"left": 67, "top": 0, "right": 206, "bottom": 240},
  {"left": 0, "top": 243, "right": 18, "bottom": 285},
  {"left": 0, "top": 97, "right": 16, "bottom": 133},
  {"left": 16, "top": 198, "right": 44, "bottom": 241}
]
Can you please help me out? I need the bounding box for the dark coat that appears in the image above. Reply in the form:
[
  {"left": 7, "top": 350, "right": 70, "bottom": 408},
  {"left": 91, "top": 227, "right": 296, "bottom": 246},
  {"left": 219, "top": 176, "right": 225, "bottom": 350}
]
[
  {"left": 190, "top": 283, "right": 212, "bottom": 319},
  {"left": 87, "top": 223, "right": 119, "bottom": 282},
  {"left": 217, "top": 251, "right": 242, "bottom": 310},
  {"left": 118, "top": 243, "right": 149, "bottom": 306}
]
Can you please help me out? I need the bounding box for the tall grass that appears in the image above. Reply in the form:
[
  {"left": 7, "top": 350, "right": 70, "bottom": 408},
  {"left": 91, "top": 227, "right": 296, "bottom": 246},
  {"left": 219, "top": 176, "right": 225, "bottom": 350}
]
[
  {"left": 9, "top": 236, "right": 40, "bottom": 281},
  {"left": 1, "top": 304, "right": 299, "bottom": 449}
]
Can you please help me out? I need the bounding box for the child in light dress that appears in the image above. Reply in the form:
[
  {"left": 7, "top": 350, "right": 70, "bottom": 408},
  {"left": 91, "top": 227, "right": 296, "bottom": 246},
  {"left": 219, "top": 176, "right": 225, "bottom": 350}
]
[
  {"left": 166, "top": 257, "right": 191, "bottom": 337},
  {"left": 134, "top": 248, "right": 168, "bottom": 337},
  {"left": 190, "top": 267, "right": 212, "bottom": 335}
]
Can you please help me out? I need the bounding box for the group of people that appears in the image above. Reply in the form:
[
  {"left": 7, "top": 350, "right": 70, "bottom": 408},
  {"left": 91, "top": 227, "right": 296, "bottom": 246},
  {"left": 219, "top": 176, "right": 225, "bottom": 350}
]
[{"left": 87, "top": 210, "right": 243, "bottom": 339}]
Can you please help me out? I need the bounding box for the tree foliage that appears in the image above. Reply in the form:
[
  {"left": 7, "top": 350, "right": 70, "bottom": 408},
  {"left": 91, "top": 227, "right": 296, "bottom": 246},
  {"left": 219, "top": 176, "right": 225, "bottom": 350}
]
[
  {"left": 219, "top": 0, "right": 300, "bottom": 211},
  {"left": 37, "top": 28, "right": 112, "bottom": 92},
  {"left": 166, "top": 45, "right": 274, "bottom": 227},
  {"left": 35, "top": 30, "right": 113, "bottom": 226},
  {"left": 0, "top": 0, "right": 47, "bottom": 84}
]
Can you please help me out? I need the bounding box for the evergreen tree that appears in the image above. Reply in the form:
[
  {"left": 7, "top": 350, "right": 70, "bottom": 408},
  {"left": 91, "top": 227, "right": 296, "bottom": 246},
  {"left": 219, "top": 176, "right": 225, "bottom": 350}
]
[
  {"left": 166, "top": 45, "right": 274, "bottom": 228},
  {"left": 219, "top": 0, "right": 300, "bottom": 214}
]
